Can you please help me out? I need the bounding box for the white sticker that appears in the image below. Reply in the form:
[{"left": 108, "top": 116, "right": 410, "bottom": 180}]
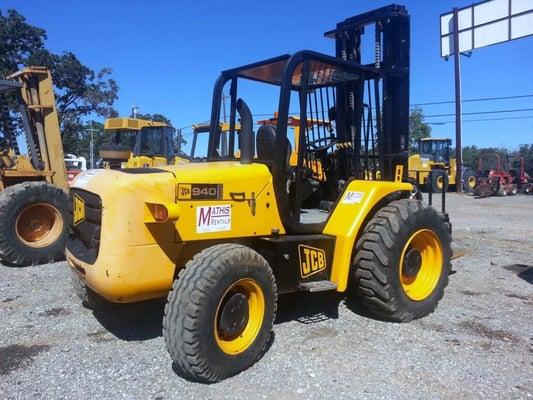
[
  {"left": 342, "top": 191, "right": 365, "bottom": 204},
  {"left": 196, "top": 205, "right": 231, "bottom": 233},
  {"left": 71, "top": 169, "right": 104, "bottom": 189}
]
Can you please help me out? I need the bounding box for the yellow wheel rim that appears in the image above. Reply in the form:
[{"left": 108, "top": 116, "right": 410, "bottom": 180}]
[
  {"left": 468, "top": 176, "right": 476, "bottom": 189},
  {"left": 399, "top": 229, "right": 443, "bottom": 301},
  {"left": 436, "top": 176, "right": 444, "bottom": 190},
  {"left": 214, "top": 278, "right": 265, "bottom": 355}
]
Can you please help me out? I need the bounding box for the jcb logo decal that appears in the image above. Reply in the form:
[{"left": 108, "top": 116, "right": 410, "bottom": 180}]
[
  {"left": 298, "top": 245, "right": 326, "bottom": 278},
  {"left": 73, "top": 194, "right": 85, "bottom": 226},
  {"left": 178, "top": 184, "right": 192, "bottom": 200}
]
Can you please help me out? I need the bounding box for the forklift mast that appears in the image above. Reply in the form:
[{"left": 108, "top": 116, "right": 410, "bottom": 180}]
[
  {"left": 325, "top": 4, "right": 410, "bottom": 181},
  {"left": 5, "top": 67, "right": 68, "bottom": 190}
]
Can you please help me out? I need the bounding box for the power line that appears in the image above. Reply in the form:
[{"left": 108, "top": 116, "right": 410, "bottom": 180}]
[
  {"left": 425, "top": 108, "right": 533, "bottom": 118},
  {"left": 411, "top": 94, "right": 533, "bottom": 107},
  {"left": 428, "top": 115, "right": 533, "bottom": 124}
]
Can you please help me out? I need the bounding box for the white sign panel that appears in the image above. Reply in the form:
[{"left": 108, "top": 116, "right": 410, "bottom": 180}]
[
  {"left": 440, "top": 0, "right": 533, "bottom": 57},
  {"left": 342, "top": 191, "right": 365, "bottom": 204},
  {"left": 196, "top": 205, "right": 231, "bottom": 233},
  {"left": 71, "top": 169, "right": 104, "bottom": 189}
]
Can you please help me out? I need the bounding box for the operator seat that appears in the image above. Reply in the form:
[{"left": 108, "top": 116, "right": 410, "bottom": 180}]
[{"left": 256, "top": 124, "right": 291, "bottom": 164}]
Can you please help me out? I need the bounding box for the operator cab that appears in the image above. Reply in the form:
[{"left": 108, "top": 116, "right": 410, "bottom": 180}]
[
  {"left": 418, "top": 138, "right": 451, "bottom": 163},
  {"left": 100, "top": 118, "right": 176, "bottom": 168}
]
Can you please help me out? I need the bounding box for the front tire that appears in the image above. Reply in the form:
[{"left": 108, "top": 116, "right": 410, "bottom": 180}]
[
  {"left": 163, "top": 244, "right": 277, "bottom": 383},
  {"left": 0, "top": 182, "right": 68, "bottom": 266},
  {"left": 353, "top": 199, "right": 452, "bottom": 322},
  {"left": 427, "top": 170, "right": 448, "bottom": 193}
]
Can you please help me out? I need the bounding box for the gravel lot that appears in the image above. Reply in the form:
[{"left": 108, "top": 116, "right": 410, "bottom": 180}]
[{"left": 1, "top": 193, "right": 532, "bottom": 399}]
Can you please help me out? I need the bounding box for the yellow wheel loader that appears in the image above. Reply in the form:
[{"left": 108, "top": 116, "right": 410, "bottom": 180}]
[
  {"left": 101, "top": 117, "right": 187, "bottom": 168},
  {"left": 0, "top": 67, "right": 69, "bottom": 266},
  {"left": 67, "top": 5, "right": 452, "bottom": 382},
  {"left": 408, "top": 138, "right": 476, "bottom": 193}
]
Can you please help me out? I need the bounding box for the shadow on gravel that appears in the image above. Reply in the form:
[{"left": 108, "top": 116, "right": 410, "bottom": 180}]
[
  {"left": 0, "top": 344, "right": 51, "bottom": 376},
  {"left": 93, "top": 299, "right": 165, "bottom": 341},
  {"left": 276, "top": 292, "right": 343, "bottom": 324},
  {"left": 502, "top": 264, "right": 533, "bottom": 284}
]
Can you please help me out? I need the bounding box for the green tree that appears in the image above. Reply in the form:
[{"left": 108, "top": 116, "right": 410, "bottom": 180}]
[
  {"left": 135, "top": 113, "right": 171, "bottom": 124},
  {"left": 0, "top": 9, "right": 118, "bottom": 156},
  {"left": 409, "top": 107, "right": 431, "bottom": 151}
]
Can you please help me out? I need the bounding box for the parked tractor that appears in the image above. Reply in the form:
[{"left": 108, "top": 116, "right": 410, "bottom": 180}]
[
  {"left": 67, "top": 5, "right": 452, "bottom": 382},
  {"left": 0, "top": 67, "right": 69, "bottom": 266},
  {"left": 510, "top": 156, "right": 533, "bottom": 194},
  {"left": 474, "top": 153, "right": 516, "bottom": 197}
]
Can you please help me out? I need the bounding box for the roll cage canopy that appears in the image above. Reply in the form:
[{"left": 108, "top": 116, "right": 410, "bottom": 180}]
[{"left": 208, "top": 50, "right": 379, "bottom": 164}]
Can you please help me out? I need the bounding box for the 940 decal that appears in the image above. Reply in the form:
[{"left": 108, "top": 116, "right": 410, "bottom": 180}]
[{"left": 178, "top": 183, "right": 223, "bottom": 200}]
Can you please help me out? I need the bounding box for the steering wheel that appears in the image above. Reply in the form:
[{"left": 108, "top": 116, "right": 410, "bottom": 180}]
[{"left": 307, "top": 137, "right": 337, "bottom": 153}]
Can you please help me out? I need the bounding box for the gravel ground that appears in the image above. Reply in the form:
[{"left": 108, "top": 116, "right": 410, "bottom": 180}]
[{"left": 1, "top": 193, "right": 532, "bottom": 399}]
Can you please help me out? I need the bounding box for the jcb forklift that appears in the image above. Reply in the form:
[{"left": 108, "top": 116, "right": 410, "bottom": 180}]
[
  {"left": 100, "top": 117, "right": 182, "bottom": 168},
  {"left": 0, "top": 67, "right": 69, "bottom": 266},
  {"left": 67, "top": 5, "right": 451, "bottom": 382},
  {"left": 408, "top": 138, "right": 476, "bottom": 193}
]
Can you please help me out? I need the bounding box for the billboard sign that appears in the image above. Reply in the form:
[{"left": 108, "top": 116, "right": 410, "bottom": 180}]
[{"left": 440, "top": 0, "right": 533, "bottom": 57}]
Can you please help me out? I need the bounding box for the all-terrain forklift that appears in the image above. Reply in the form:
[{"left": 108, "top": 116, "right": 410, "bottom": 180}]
[
  {"left": 67, "top": 4, "right": 452, "bottom": 382},
  {"left": 408, "top": 138, "right": 476, "bottom": 193},
  {"left": 0, "top": 67, "right": 68, "bottom": 266},
  {"left": 100, "top": 117, "right": 185, "bottom": 168}
]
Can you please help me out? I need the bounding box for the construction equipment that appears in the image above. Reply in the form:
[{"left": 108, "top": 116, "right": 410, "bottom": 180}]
[
  {"left": 408, "top": 138, "right": 476, "bottom": 193},
  {"left": 0, "top": 67, "right": 69, "bottom": 266},
  {"left": 510, "top": 156, "right": 533, "bottom": 194},
  {"left": 100, "top": 117, "right": 182, "bottom": 168},
  {"left": 65, "top": 153, "right": 87, "bottom": 184},
  {"left": 190, "top": 122, "right": 238, "bottom": 159},
  {"left": 474, "top": 153, "right": 516, "bottom": 197},
  {"left": 67, "top": 5, "right": 451, "bottom": 382}
]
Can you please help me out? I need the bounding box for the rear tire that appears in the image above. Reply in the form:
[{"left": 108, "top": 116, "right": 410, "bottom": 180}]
[
  {"left": 71, "top": 269, "right": 115, "bottom": 310},
  {"left": 163, "top": 244, "right": 277, "bottom": 383},
  {"left": 462, "top": 168, "right": 476, "bottom": 193},
  {"left": 0, "top": 182, "right": 68, "bottom": 266},
  {"left": 353, "top": 199, "right": 452, "bottom": 322}
]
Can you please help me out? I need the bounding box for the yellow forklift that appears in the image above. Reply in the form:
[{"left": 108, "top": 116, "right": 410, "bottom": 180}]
[
  {"left": 67, "top": 5, "right": 451, "bottom": 382},
  {"left": 0, "top": 67, "right": 68, "bottom": 266},
  {"left": 408, "top": 137, "right": 476, "bottom": 193},
  {"left": 100, "top": 117, "right": 184, "bottom": 168}
]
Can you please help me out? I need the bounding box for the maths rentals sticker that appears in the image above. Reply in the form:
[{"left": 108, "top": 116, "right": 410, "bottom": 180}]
[
  {"left": 342, "top": 191, "right": 364, "bottom": 204},
  {"left": 196, "top": 205, "right": 231, "bottom": 233}
]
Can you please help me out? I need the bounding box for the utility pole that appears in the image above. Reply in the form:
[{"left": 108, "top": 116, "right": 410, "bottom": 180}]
[
  {"left": 453, "top": 7, "right": 463, "bottom": 193},
  {"left": 176, "top": 128, "right": 182, "bottom": 155},
  {"left": 86, "top": 128, "right": 99, "bottom": 169}
]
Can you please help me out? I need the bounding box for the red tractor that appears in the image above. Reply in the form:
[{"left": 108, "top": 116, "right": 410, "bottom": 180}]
[
  {"left": 474, "top": 153, "right": 517, "bottom": 197},
  {"left": 510, "top": 156, "right": 533, "bottom": 194}
]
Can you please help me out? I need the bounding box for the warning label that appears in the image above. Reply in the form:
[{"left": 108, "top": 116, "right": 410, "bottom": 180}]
[{"left": 196, "top": 205, "right": 231, "bottom": 233}]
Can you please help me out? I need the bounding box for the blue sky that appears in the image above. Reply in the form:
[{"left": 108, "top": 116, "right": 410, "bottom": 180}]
[{"left": 3, "top": 0, "right": 532, "bottom": 152}]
